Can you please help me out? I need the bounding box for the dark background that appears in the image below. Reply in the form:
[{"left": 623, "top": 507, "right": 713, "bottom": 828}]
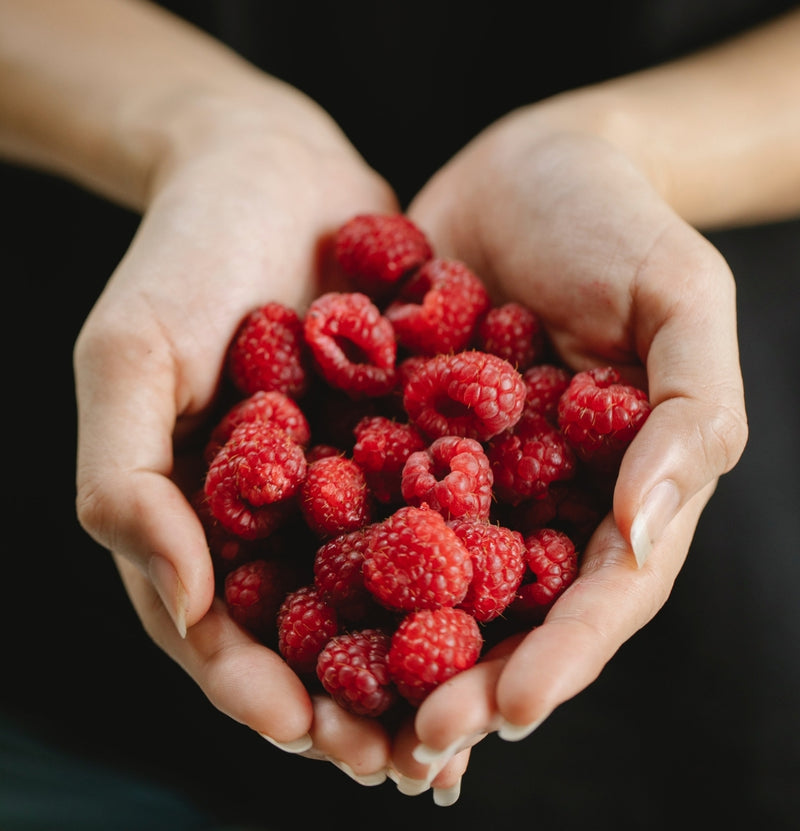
[{"left": 2, "top": 2, "right": 799, "bottom": 829}]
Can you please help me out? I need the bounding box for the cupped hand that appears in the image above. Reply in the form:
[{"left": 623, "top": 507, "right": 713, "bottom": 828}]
[
  {"left": 73, "top": 89, "right": 403, "bottom": 780},
  {"left": 389, "top": 109, "right": 748, "bottom": 780}
]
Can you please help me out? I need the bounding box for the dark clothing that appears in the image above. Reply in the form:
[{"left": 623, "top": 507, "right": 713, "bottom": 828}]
[{"left": 2, "top": 2, "right": 799, "bottom": 829}]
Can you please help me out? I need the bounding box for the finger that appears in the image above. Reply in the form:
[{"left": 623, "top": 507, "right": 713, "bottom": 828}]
[
  {"left": 494, "top": 484, "right": 713, "bottom": 736},
  {"left": 115, "top": 555, "right": 314, "bottom": 745},
  {"left": 75, "top": 329, "right": 215, "bottom": 635},
  {"left": 298, "top": 694, "right": 391, "bottom": 787},
  {"left": 389, "top": 719, "right": 473, "bottom": 805},
  {"left": 409, "top": 634, "right": 523, "bottom": 768},
  {"left": 616, "top": 226, "right": 748, "bottom": 566}
]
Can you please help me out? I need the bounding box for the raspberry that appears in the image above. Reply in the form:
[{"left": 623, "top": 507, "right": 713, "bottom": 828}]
[
  {"left": 487, "top": 410, "right": 577, "bottom": 506},
  {"left": 557, "top": 367, "right": 651, "bottom": 471},
  {"left": 299, "top": 454, "right": 373, "bottom": 538},
  {"left": 473, "top": 302, "right": 545, "bottom": 372},
  {"left": 448, "top": 518, "right": 526, "bottom": 622},
  {"left": 511, "top": 528, "right": 579, "bottom": 625},
  {"left": 277, "top": 584, "right": 339, "bottom": 676},
  {"left": 224, "top": 558, "right": 303, "bottom": 643},
  {"left": 333, "top": 213, "right": 433, "bottom": 288},
  {"left": 521, "top": 363, "right": 573, "bottom": 424},
  {"left": 352, "top": 415, "right": 427, "bottom": 505},
  {"left": 362, "top": 504, "right": 473, "bottom": 612},
  {"left": 204, "top": 390, "right": 311, "bottom": 465},
  {"left": 303, "top": 291, "right": 397, "bottom": 399},
  {"left": 226, "top": 301, "right": 308, "bottom": 399},
  {"left": 403, "top": 350, "right": 526, "bottom": 441},
  {"left": 191, "top": 489, "right": 262, "bottom": 575},
  {"left": 401, "top": 436, "right": 493, "bottom": 520},
  {"left": 388, "top": 607, "right": 483, "bottom": 706},
  {"left": 204, "top": 421, "right": 306, "bottom": 540},
  {"left": 313, "top": 526, "right": 375, "bottom": 621},
  {"left": 504, "top": 477, "right": 610, "bottom": 547},
  {"left": 316, "top": 629, "right": 398, "bottom": 718},
  {"left": 385, "top": 258, "right": 491, "bottom": 356}
]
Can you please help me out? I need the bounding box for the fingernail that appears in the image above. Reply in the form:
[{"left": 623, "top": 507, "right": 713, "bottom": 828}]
[
  {"left": 259, "top": 733, "right": 313, "bottom": 754},
  {"left": 413, "top": 736, "right": 466, "bottom": 767},
  {"left": 433, "top": 778, "right": 462, "bottom": 807},
  {"left": 496, "top": 715, "right": 547, "bottom": 742},
  {"left": 387, "top": 769, "right": 431, "bottom": 796},
  {"left": 630, "top": 479, "right": 680, "bottom": 567},
  {"left": 148, "top": 555, "right": 188, "bottom": 638},
  {"left": 330, "top": 759, "right": 388, "bottom": 787}
]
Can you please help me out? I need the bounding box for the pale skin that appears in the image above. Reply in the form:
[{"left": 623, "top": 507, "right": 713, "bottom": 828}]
[{"left": 2, "top": 0, "right": 799, "bottom": 806}]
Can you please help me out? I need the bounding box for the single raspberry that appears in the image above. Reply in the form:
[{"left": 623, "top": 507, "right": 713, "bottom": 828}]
[
  {"left": 204, "top": 390, "right": 311, "bottom": 465},
  {"left": 224, "top": 557, "right": 303, "bottom": 643},
  {"left": 304, "top": 444, "right": 343, "bottom": 463},
  {"left": 299, "top": 454, "right": 373, "bottom": 538},
  {"left": 503, "top": 477, "right": 610, "bottom": 548},
  {"left": 487, "top": 410, "right": 577, "bottom": 506},
  {"left": 303, "top": 291, "right": 397, "bottom": 399},
  {"left": 473, "top": 302, "right": 545, "bottom": 372},
  {"left": 557, "top": 367, "right": 651, "bottom": 471},
  {"left": 352, "top": 415, "right": 427, "bottom": 505},
  {"left": 277, "top": 584, "right": 340, "bottom": 676},
  {"left": 316, "top": 628, "right": 398, "bottom": 718},
  {"left": 204, "top": 421, "right": 306, "bottom": 540},
  {"left": 403, "top": 350, "right": 526, "bottom": 441},
  {"left": 388, "top": 607, "right": 483, "bottom": 707},
  {"left": 362, "top": 504, "right": 473, "bottom": 612},
  {"left": 333, "top": 213, "right": 433, "bottom": 287},
  {"left": 448, "top": 518, "right": 526, "bottom": 622},
  {"left": 401, "top": 436, "right": 493, "bottom": 520},
  {"left": 226, "top": 301, "right": 308, "bottom": 399},
  {"left": 521, "top": 364, "right": 573, "bottom": 424},
  {"left": 384, "top": 258, "right": 491, "bottom": 356},
  {"left": 313, "top": 526, "right": 375, "bottom": 621},
  {"left": 511, "top": 528, "right": 579, "bottom": 625},
  {"left": 191, "top": 489, "right": 262, "bottom": 575}
]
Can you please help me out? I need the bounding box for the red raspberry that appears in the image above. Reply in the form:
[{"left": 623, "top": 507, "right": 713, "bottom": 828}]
[
  {"left": 333, "top": 213, "right": 433, "bottom": 287},
  {"left": 521, "top": 363, "right": 573, "bottom": 424},
  {"left": 191, "top": 489, "right": 262, "bottom": 575},
  {"left": 511, "top": 528, "right": 579, "bottom": 625},
  {"left": 204, "top": 390, "right": 311, "bottom": 465},
  {"left": 402, "top": 350, "right": 526, "bottom": 441},
  {"left": 401, "top": 436, "right": 493, "bottom": 520},
  {"left": 304, "top": 444, "right": 343, "bottom": 463},
  {"left": 227, "top": 301, "right": 308, "bottom": 399},
  {"left": 557, "top": 367, "right": 651, "bottom": 471},
  {"left": 303, "top": 291, "right": 397, "bottom": 399},
  {"left": 277, "top": 584, "right": 339, "bottom": 676},
  {"left": 384, "top": 258, "right": 491, "bottom": 356},
  {"left": 505, "top": 477, "right": 610, "bottom": 548},
  {"left": 224, "top": 558, "right": 303, "bottom": 643},
  {"left": 448, "top": 518, "right": 526, "bottom": 622},
  {"left": 388, "top": 607, "right": 483, "bottom": 707},
  {"left": 362, "top": 504, "right": 473, "bottom": 612},
  {"left": 204, "top": 421, "right": 306, "bottom": 540},
  {"left": 487, "top": 410, "right": 577, "bottom": 506},
  {"left": 316, "top": 629, "right": 398, "bottom": 718},
  {"left": 299, "top": 454, "right": 373, "bottom": 538},
  {"left": 352, "top": 415, "right": 427, "bottom": 505},
  {"left": 473, "top": 302, "right": 544, "bottom": 372},
  {"left": 313, "top": 526, "right": 375, "bottom": 621}
]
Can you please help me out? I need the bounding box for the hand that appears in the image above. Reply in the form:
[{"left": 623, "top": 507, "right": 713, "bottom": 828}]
[
  {"left": 387, "top": 108, "right": 748, "bottom": 782},
  {"left": 73, "top": 89, "right": 409, "bottom": 782}
]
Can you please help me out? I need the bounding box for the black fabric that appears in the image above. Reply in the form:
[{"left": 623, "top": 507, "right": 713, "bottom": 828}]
[{"left": 2, "top": 2, "right": 799, "bottom": 829}]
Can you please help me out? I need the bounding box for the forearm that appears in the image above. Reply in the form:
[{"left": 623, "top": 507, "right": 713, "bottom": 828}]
[
  {"left": 0, "top": 0, "right": 341, "bottom": 210},
  {"left": 522, "top": 8, "right": 800, "bottom": 229}
]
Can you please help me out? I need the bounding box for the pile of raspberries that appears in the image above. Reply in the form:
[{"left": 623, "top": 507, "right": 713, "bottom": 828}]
[{"left": 195, "top": 213, "right": 651, "bottom": 719}]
